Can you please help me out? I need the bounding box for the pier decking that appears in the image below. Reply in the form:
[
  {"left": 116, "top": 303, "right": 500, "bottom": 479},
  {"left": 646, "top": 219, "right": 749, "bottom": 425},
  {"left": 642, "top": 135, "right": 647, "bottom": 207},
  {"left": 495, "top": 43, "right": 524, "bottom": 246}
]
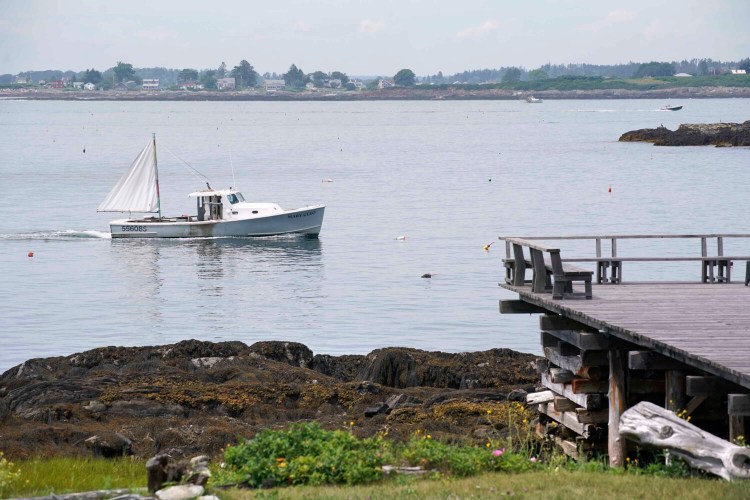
[
  {"left": 499, "top": 234, "right": 750, "bottom": 468},
  {"left": 502, "top": 282, "right": 750, "bottom": 390}
]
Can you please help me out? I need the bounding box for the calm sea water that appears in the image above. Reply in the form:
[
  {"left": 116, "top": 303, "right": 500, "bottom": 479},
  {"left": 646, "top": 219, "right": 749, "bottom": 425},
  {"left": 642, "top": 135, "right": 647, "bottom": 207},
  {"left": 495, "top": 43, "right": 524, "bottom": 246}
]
[{"left": 1, "top": 98, "right": 748, "bottom": 372}]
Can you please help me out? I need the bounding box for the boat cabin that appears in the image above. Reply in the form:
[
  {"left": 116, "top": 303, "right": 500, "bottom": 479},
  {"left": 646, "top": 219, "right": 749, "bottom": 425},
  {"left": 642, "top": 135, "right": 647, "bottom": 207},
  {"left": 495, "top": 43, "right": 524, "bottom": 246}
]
[{"left": 187, "top": 188, "right": 283, "bottom": 222}]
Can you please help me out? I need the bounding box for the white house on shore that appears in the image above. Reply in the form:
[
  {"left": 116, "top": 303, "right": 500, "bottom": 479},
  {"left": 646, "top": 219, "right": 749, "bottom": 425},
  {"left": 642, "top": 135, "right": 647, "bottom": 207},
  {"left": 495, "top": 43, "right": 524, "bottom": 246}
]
[
  {"left": 730, "top": 69, "right": 747, "bottom": 75},
  {"left": 378, "top": 78, "right": 395, "bottom": 89},
  {"left": 265, "top": 79, "right": 285, "bottom": 91},
  {"left": 142, "top": 79, "right": 159, "bottom": 90},
  {"left": 217, "top": 77, "right": 236, "bottom": 90},
  {"left": 84, "top": 83, "right": 96, "bottom": 90}
]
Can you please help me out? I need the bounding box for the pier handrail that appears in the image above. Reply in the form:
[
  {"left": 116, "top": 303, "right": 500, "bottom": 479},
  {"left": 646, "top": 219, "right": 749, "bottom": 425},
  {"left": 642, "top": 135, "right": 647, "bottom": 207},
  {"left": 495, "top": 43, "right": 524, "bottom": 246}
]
[
  {"left": 499, "top": 234, "right": 750, "bottom": 284},
  {"left": 500, "top": 234, "right": 750, "bottom": 259}
]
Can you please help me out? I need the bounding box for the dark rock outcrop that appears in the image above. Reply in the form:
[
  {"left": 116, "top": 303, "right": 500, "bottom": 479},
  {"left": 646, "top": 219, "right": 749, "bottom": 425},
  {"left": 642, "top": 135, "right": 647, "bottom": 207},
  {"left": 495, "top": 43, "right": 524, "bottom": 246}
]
[
  {"left": 619, "top": 120, "right": 750, "bottom": 146},
  {"left": 0, "top": 340, "right": 539, "bottom": 459}
]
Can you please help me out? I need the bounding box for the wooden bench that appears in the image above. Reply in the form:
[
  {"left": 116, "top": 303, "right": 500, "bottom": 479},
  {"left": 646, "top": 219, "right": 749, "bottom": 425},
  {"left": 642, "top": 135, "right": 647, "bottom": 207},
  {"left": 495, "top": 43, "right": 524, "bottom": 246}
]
[{"left": 506, "top": 238, "right": 593, "bottom": 299}]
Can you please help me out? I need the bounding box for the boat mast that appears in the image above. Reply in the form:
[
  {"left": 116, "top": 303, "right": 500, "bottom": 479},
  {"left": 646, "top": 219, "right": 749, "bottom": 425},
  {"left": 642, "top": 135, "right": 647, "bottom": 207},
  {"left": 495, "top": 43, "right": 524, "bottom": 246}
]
[{"left": 152, "top": 133, "right": 162, "bottom": 219}]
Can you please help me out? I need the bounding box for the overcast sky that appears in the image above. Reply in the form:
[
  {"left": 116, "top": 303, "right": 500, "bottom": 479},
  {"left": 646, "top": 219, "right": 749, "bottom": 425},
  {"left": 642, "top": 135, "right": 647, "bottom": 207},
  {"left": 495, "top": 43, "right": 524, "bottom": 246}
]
[{"left": 1, "top": 0, "right": 748, "bottom": 76}]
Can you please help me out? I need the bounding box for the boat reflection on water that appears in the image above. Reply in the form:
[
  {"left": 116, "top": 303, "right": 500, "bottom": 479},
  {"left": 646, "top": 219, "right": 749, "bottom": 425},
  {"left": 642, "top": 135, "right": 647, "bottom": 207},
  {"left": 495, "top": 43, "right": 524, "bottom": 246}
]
[{"left": 108, "top": 237, "right": 325, "bottom": 333}]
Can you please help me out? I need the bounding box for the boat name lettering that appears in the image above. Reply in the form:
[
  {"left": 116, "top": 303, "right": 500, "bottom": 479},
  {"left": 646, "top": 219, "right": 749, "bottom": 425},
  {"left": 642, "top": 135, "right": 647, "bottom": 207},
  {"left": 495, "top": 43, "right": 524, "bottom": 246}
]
[
  {"left": 288, "top": 211, "right": 315, "bottom": 219},
  {"left": 121, "top": 225, "right": 148, "bottom": 232}
]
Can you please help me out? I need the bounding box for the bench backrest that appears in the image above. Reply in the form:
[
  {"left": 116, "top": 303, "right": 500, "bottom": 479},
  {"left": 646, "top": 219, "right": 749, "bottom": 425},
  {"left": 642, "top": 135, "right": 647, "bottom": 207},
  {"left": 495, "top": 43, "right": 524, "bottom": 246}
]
[{"left": 505, "top": 237, "right": 560, "bottom": 253}]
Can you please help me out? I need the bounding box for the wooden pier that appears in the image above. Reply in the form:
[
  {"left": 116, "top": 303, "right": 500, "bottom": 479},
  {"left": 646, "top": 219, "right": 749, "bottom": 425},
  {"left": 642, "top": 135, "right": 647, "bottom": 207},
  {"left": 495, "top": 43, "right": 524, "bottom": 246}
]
[{"left": 499, "top": 234, "right": 750, "bottom": 467}]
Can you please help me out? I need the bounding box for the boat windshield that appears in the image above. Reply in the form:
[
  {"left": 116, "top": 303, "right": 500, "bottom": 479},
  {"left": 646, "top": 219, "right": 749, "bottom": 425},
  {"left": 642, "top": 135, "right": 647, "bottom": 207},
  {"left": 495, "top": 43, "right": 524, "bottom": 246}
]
[{"left": 227, "top": 193, "right": 245, "bottom": 204}]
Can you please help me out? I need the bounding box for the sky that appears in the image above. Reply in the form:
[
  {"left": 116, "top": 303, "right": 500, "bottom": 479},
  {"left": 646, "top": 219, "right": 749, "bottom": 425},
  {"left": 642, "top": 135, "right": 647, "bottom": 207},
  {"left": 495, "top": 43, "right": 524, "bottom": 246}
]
[{"left": 0, "top": 0, "right": 748, "bottom": 77}]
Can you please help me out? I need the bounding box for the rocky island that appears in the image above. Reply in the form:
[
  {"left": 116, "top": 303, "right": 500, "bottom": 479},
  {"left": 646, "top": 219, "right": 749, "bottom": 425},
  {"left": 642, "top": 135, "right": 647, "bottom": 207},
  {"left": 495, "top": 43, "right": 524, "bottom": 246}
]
[
  {"left": 0, "top": 340, "right": 539, "bottom": 460},
  {"left": 619, "top": 120, "right": 750, "bottom": 146}
]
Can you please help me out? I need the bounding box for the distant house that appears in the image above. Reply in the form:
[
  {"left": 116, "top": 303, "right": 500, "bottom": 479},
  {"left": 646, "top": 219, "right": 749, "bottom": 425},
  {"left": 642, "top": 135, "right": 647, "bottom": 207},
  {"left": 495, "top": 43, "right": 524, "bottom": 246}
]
[
  {"left": 305, "top": 82, "right": 316, "bottom": 90},
  {"left": 378, "top": 78, "right": 395, "bottom": 89},
  {"left": 265, "top": 79, "right": 285, "bottom": 91},
  {"left": 72, "top": 82, "right": 83, "bottom": 89},
  {"left": 142, "top": 79, "right": 160, "bottom": 90},
  {"left": 84, "top": 83, "right": 96, "bottom": 91},
  {"left": 217, "top": 77, "right": 236, "bottom": 90},
  {"left": 674, "top": 73, "right": 692, "bottom": 78},
  {"left": 51, "top": 80, "right": 65, "bottom": 89},
  {"left": 13, "top": 75, "right": 28, "bottom": 84},
  {"left": 181, "top": 82, "right": 203, "bottom": 90},
  {"left": 329, "top": 79, "right": 342, "bottom": 89},
  {"left": 730, "top": 69, "right": 747, "bottom": 75},
  {"left": 350, "top": 78, "right": 364, "bottom": 90}
]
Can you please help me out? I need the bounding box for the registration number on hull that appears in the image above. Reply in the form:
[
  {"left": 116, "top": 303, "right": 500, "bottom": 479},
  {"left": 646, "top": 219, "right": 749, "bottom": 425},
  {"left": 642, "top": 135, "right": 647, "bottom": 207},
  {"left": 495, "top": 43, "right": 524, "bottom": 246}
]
[{"left": 121, "top": 225, "right": 148, "bottom": 232}]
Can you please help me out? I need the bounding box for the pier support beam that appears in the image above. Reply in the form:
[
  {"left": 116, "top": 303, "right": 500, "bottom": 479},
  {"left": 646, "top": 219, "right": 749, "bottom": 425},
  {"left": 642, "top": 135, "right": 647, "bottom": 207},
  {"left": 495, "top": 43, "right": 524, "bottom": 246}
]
[
  {"left": 665, "top": 370, "right": 686, "bottom": 413},
  {"left": 608, "top": 349, "right": 628, "bottom": 467}
]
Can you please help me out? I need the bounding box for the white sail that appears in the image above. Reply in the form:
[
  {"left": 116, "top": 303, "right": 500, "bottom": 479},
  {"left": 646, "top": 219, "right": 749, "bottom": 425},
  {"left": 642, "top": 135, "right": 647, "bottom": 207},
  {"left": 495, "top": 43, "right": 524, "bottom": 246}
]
[{"left": 97, "top": 139, "right": 159, "bottom": 212}]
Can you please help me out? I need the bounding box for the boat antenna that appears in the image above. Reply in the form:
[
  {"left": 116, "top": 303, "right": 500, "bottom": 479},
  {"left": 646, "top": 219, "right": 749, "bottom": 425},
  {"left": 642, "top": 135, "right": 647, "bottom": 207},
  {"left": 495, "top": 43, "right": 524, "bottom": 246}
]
[
  {"left": 162, "top": 145, "right": 212, "bottom": 184},
  {"left": 230, "top": 152, "right": 236, "bottom": 190},
  {"left": 153, "top": 133, "right": 162, "bottom": 219}
]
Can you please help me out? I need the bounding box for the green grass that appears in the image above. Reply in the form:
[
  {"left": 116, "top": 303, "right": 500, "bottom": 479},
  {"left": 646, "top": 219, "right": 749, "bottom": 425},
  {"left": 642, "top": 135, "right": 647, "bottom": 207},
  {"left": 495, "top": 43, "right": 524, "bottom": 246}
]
[
  {"left": 219, "top": 470, "right": 750, "bottom": 499},
  {"left": 3, "top": 455, "right": 750, "bottom": 499},
  {"left": 0, "top": 456, "right": 146, "bottom": 498}
]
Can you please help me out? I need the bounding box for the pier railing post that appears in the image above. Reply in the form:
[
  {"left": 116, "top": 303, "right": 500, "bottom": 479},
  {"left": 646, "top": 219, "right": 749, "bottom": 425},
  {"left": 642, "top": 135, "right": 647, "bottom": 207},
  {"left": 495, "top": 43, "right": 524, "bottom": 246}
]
[{"left": 608, "top": 348, "right": 628, "bottom": 467}]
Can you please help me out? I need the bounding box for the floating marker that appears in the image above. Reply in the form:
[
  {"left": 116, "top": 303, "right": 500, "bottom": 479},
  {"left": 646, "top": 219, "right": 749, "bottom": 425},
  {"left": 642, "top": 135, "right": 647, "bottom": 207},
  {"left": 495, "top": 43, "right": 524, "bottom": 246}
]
[
  {"left": 396, "top": 235, "right": 407, "bottom": 241},
  {"left": 28, "top": 251, "right": 34, "bottom": 258},
  {"left": 421, "top": 273, "right": 433, "bottom": 278},
  {"left": 608, "top": 185, "right": 612, "bottom": 193},
  {"left": 483, "top": 242, "right": 494, "bottom": 252}
]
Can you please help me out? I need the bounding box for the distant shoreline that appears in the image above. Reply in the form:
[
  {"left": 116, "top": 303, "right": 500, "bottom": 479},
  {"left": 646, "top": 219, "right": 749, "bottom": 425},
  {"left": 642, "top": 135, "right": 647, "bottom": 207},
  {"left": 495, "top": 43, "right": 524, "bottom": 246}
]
[{"left": 3, "top": 86, "right": 750, "bottom": 101}]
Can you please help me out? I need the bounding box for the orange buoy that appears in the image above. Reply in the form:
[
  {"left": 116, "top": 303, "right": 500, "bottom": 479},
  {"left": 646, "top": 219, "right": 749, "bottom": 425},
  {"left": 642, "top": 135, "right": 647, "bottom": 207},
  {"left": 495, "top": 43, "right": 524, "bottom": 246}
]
[
  {"left": 608, "top": 185, "right": 612, "bottom": 193},
  {"left": 28, "top": 251, "right": 34, "bottom": 257}
]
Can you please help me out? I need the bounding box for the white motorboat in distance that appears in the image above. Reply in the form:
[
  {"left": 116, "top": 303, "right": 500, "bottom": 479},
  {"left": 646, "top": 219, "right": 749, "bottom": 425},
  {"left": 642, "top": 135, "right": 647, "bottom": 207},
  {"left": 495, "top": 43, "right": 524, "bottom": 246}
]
[
  {"left": 98, "top": 135, "right": 325, "bottom": 238},
  {"left": 525, "top": 96, "right": 543, "bottom": 103},
  {"left": 660, "top": 104, "right": 683, "bottom": 111}
]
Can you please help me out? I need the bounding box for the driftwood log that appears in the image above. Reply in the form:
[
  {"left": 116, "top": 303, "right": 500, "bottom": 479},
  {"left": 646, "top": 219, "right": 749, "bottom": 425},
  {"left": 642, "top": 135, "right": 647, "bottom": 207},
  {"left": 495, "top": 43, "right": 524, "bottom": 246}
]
[{"left": 619, "top": 401, "right": 750, "bottom": 481}]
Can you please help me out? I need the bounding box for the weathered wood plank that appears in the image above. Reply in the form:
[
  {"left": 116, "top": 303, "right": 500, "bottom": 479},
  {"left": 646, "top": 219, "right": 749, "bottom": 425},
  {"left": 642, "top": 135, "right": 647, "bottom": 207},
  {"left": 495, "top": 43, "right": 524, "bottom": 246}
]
[
  {"left": 540, "top": 315, "right": 598, "bottom": 333},
  {"left": 543, "top": 346, "right": 609, "bottom": 374},
  {"left": 538, "top": 402, "right": 594, "bottom": 438},
  {"left": 572, "top": 379, "right": 609, "bottom": 394},
  {"left": 540, "top": 372, "right": 605, "bottom": 409},
  {"left": 686, "top": 376, "right": 726, "bottom": 396},
  {"left": 526, "top": 390, "right": 555, "bottom": 405},
  {"left": 542, "top": 329, "right": 610, "bottom": 350},
  {"left": 575, "top": 407, "right": 609, "bottom": 424},
  {"left": 499, "top": 300, "right": 547, "bottom": 314},
  {"left": 608, "top": 349, "right": 627, "bottom": 468},
  {"left": 550, "top": 367, "right": 575, "bottom": 384},
  {"left": 728, "top": 394, "right": 750, "bottom": 416},
  {"left": 554, "top": 396, "right": 579, "bottom": 412},
  {"left": 629, "top": 351, "right": 687, "bottom": 370}
]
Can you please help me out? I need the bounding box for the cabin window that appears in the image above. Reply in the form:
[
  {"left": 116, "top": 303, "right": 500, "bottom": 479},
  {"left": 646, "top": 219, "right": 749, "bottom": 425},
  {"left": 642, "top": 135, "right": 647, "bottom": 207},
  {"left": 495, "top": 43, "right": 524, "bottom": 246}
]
[
  {"left": 236, "top": 193, "right": 245, "bottom": 202},
  {"left": 227, "top": 194, "right": 238, "bottom": 204}
]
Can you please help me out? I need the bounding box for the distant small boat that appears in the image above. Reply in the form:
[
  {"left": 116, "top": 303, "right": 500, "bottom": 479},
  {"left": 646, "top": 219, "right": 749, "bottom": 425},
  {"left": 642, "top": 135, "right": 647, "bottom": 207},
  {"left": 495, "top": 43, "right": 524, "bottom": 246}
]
[
  {"left": 661, "top": 104, "right": 683, "bottom": 111},
  {"left": 526, "top": 96, "right": 543, "bottom": 103}
]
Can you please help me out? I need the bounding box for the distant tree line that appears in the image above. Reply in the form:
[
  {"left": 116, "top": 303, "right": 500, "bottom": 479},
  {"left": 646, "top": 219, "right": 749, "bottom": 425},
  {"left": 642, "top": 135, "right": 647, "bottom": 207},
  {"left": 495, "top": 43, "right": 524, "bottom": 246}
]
[
  {"left": 422, "top": 58, "right": 750, "bottom": 84},
  {"left": 2, "top": 57, "right": 748, "bottom": 88}
]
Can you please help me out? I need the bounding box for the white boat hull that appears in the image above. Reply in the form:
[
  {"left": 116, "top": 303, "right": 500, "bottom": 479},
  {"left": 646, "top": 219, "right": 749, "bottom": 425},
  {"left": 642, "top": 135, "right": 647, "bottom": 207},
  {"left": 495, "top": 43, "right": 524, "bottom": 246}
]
[{"left": 110, "top": 205, "right": 325, "bottom": 238}]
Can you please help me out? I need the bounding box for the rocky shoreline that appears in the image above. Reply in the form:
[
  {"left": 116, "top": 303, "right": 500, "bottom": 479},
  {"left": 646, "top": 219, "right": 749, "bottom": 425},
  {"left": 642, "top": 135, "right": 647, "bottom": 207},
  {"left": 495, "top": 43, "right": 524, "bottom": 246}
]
[
  {"left": 3, "top": 86, "right": 750, "bottom": 101},
  {"left": 619, "top": 120, "right": 750, "bottom": 146},
  {"left": 0, "top": 340, "right": 540, "bottom": 460}
]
